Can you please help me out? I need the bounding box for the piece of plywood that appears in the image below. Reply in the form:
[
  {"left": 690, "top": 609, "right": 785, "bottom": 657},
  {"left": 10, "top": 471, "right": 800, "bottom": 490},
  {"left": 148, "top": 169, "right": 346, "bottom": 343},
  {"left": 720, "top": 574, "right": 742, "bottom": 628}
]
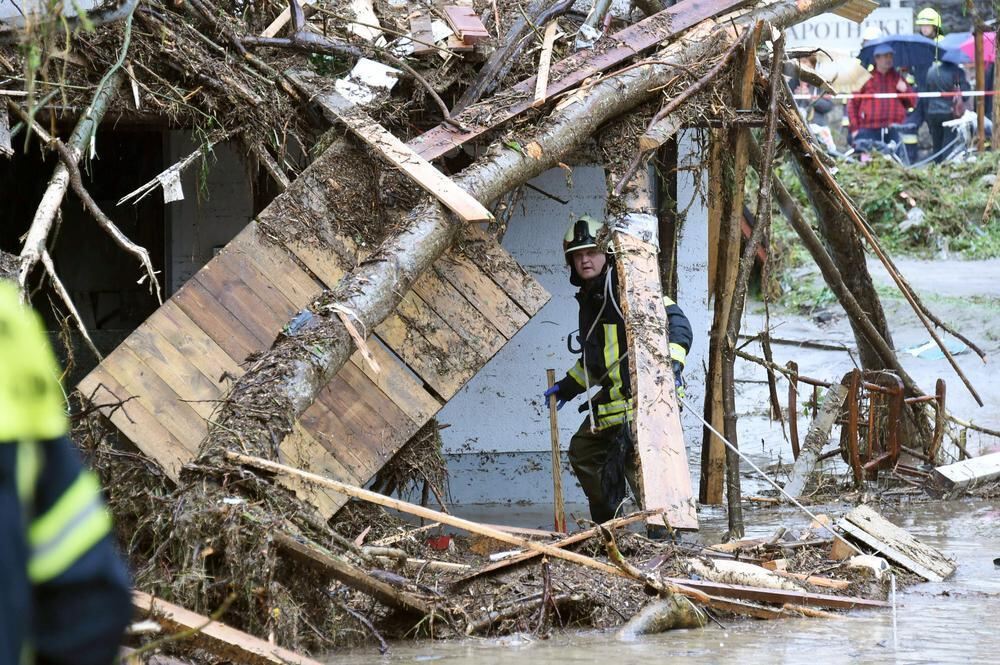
[
  {"left": 134, "top": 591, "right": 324, "bottom": 665},
  {"left": 930, "top": 452, "right": 1000, "bottom": 491},
  {"left": 442, "top": 5, "right": 489, "bottom": 42},
  {"left": 76, "top": 367, "right": 189, "bottom": 479},
  {"left": 613, "top": 232, "right": 697, "bottom": 531},
  {"left": 407, "top": 0, "right": 750, "bottom": 161},
  {"left": 294, "top": 80, "right": 493, "bottom": 224},
  {"left": 838, "top": 505, "right": 955, "bottom": 582}
]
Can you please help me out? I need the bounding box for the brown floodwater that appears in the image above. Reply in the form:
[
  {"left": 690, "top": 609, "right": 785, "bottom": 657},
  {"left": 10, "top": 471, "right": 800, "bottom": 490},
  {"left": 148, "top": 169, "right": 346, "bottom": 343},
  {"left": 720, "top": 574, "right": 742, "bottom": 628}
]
[{"left": 324, "top": 498, "right": 1000, "bottom": 665}]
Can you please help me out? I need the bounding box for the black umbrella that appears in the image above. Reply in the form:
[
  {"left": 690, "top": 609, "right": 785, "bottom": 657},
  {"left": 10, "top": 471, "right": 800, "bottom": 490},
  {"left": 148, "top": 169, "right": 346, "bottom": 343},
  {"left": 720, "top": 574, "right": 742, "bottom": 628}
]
[{"left": 859, "top": 34, "right": 943, "bottom": 87}]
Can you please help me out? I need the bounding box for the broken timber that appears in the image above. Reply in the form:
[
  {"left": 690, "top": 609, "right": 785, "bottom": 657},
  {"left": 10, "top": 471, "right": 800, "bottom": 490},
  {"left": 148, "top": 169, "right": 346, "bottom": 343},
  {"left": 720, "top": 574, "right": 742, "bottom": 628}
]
[
  {"left": 408, "top": 0, "right": 752, "bottom": 161},
  {"left": 133, "top": 591, "right": 324, "bottom": 665},
  {"left": 613, "top": 171, "right": 697, "bottom": 530},
  {"left": 292, "top": 74, "right": 493, "bottom": 223},
  {"left": 531, "top": 21, "right": 558, "bottom": 108},
  {"left": 782, "top": 382, "right": 848, "bottom": 499},
  {"left": 837, "top": 505, "right": 956, "bottom": 582},
  {"left": 930, "top": 451, "right": 1000, "bottom": 491},
  {"left": 661, "top": 578, "right": 890, "bottom": 610},
  {"left": 273, "top": 533, "right": 434, "bottom": 615}
]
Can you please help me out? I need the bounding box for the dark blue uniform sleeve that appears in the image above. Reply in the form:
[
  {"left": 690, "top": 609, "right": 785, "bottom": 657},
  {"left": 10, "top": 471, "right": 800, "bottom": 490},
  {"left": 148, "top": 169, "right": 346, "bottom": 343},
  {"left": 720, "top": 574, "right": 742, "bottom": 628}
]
[
  {"left": 31, "top": 437, "right": 132, "bottom": 665},
  {"left": 666, "top": 301, "right": 693, "bottom": 357}
]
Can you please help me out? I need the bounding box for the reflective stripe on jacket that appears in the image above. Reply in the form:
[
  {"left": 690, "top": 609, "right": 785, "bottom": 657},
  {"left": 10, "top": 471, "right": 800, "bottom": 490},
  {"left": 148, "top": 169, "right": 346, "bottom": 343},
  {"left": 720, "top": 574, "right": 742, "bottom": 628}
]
[
  {"left": 556, "top": 266, "right": 692, "bottom": 430},
  {"left": 0, "top": 281, "right": 131, "bottom": 665}
]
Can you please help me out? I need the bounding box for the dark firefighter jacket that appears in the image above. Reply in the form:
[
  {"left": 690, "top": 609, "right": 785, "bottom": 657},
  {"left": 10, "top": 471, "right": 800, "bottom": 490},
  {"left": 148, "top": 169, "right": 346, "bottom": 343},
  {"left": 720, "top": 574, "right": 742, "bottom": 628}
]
[
  {"left": 555, "top": 265, "right": 692, "bottom": 430},
  {"left": 0, "top": 281, "right": 131, "bottom": 665}
]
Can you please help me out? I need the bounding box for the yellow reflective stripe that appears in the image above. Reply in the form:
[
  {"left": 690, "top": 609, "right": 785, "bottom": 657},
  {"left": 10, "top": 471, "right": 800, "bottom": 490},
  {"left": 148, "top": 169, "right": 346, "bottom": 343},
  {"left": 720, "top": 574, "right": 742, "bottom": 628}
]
[
  {"left": 28, "top": 471, "right": 111, "bottom": 583},
  {"left": 16, "top": 439, "right": 41, "bottom": 505},
  {"left": 669, "top": 343, "right": 687, "bottom": 365},
  {"left": 604, "top": 324, "right": 625, "bottom": 402},
  {"left": 597, "top": 398, "right": 634, "bottom": 416},
  {"left": 567, "top": 361, "right": 588, "bottom": 387}
]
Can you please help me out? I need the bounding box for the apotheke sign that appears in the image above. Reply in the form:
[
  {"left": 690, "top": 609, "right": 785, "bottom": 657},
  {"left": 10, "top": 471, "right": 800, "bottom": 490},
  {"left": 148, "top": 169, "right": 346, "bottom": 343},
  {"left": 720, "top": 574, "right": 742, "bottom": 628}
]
[{"left": 786, "top": 8, "right": 913, "bottom": 54}]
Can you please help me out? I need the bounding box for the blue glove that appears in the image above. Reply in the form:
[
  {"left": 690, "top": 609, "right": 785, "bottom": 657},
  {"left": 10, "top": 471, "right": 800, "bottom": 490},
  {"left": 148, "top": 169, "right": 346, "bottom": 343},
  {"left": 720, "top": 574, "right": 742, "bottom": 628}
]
[
  {"left": 672, "top": 360, "right": 686, "bottom": 400},
  {"left": 543, "top": 384, "right": 567, "bottom": 410}
]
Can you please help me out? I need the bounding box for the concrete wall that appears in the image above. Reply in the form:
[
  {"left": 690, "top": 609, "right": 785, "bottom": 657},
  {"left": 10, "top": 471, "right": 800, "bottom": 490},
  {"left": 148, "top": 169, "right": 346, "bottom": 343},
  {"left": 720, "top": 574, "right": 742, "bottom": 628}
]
[
  {"left": 165, "top": 132, "right": 254, "bottom": 294},
  {"left": 441, "top": 145, "right": 711, "bottom": 506}
]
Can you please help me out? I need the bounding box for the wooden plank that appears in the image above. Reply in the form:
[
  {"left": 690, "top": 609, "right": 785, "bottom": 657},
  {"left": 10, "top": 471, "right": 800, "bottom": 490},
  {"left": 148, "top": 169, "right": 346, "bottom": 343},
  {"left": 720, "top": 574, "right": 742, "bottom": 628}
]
[
  {"left": 930, "top": 452, "right": 1000, "bottom": 491},
  {"left": 532, "top": 21, "right": 558, "bottom": 108},
  {"left": 442, "top": 5, "right": 489, "bottom": 43},
  {"left": 782, "top": 383, "right": 848, "bottom": 498},
  {"left": 214, "top": 243, "right": 299, "bottom": 320},
  {"left": 291, "top": 78, "right": 493, "bottom": 224},
  {"left": 121, "top": 324, "right": 223, "bottom": 421},
  {"left": 100, "top": 345, "right": 206, "bottom": 459},
  {"left": 278, "top": 422, "right": 360, "bottom": 519},
  {"left": 375, "top": 302, "right": 469, "bottom": 399},
  {"left": 151, "top": 301, "right": 245, "bottom": 384},
  {"left": 272, "top": 533, "right": 433, "bottom": 615},
  {"left": 614, "top": 231, "right": 697, "bottom": 531},
  {"left": 407, "top": 9, "right": 436, "bottom": 55},
  {"left": 315, "top": 362, "right": 415, "bottom": 476},
  {"left": 172, "top": 277, "right": 261, "bottom": 364},
  {"left": 433, "top": 254, "right": 527, "bottom": 339},
  {"left": 133, "top": 591, "right": 324, "bottom": 665},
  {"left": 230, "top": 224, "right": 323, "bottom": 310},
  {"left": 76, "top": 367, "right": 189, "bottom": 479},
  {"left": 839, "top": 505, "right": 955, "bottom": 582},
  {"left": 191, "top": 266, "right": 281, "bottom": 349},
  {"left": 297, "top": 397, "right": 374, "bottom": 481},
  {"left": 457, "top": 225, "right": 550, "bottom": 317},
  {"left": 407, "top": 0, "right": 751, "bottom": 161},
  {"left": 662, "top": 577, "right": 890, "bottom": 610},
  {"left": 411, "top": 269, "right": 506, "bottom": 361},
  {"left": 349, "top": 343, "right": 441, "bottom": 425},
  {"left": 395, "top": 290, "right": 483, "bottom": 380},
  {"left": 260, "top": 0, "right": 316, "bottom": 38},
  {"left": 450, "top": 512, "right": 652, "bottom": 589}
]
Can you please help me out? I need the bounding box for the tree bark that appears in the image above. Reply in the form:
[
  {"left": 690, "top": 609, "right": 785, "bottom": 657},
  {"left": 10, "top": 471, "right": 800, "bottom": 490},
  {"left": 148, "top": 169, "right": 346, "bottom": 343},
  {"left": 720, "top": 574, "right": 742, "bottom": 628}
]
[
  {"left": 17, "top": 72, "right": 124, "bottom": 292},
  {"left": 198, "top": 0, "right": 848, "bottom": 466}
]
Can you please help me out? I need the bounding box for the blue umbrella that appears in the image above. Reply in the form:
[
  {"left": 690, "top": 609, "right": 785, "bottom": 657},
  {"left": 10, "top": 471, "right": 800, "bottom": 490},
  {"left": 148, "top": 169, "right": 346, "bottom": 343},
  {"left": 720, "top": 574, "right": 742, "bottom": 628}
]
[
  {"left": 939, "top": 32, "right": 972, "bottom": 52},
  {"left": 941, "top": 48, "right": 972, "bottom": 65},
  {"left": 859, "top": 34, "right": 943, "bottom": 87}
]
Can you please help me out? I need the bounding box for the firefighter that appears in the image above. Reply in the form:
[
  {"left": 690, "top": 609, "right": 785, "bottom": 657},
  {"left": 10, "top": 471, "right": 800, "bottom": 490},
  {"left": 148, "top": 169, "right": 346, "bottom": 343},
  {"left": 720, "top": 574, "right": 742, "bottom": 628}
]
[
  {"left": 0, "top": 280, "right": 132, "bottom": 665},
  {"left": 543, "top": 216, "right": 692, "bottom": 527},
  {"left": 915, "top": 7, "right": 944, "bottom": 42}
]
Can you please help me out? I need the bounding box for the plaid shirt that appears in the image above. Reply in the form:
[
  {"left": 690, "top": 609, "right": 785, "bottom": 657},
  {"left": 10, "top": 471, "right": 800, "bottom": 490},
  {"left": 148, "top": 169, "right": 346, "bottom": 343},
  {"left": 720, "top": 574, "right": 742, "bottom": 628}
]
[{"left": 847, "top": 69, "right": 917, "bottom": 130}]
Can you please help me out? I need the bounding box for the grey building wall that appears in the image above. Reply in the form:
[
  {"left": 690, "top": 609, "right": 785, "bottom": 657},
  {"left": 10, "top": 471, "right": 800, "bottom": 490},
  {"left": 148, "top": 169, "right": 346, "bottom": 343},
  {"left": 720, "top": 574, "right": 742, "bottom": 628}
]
[
  {"left": 440, "top": 146, "right": 710, "bottom": 506},
  {"left": 165, "top": 132, "right": 254, "bottom": 294}
]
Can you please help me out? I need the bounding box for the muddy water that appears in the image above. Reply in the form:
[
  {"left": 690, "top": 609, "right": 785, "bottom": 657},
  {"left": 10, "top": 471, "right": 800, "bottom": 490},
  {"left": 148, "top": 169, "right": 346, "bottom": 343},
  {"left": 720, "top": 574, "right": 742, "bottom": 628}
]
[{"left": 325, "top": 500, "right": 999, "bottom": 665}]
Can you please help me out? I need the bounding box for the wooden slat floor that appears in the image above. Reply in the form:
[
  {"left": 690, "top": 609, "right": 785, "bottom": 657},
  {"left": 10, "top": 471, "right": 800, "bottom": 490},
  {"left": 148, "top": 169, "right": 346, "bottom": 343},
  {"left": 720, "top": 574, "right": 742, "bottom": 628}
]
[{"left": 77, "top": 220, "right": 548, "bottom": 518}]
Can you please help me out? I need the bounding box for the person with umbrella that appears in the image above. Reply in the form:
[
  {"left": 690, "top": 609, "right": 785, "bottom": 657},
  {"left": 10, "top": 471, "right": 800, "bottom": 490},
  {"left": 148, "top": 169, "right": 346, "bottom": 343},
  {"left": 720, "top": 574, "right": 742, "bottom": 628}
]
[
  {"left": 848, "top": 44, "right": 918, "bottom": 148},
  {"left": 922, "top": 50, "right": 971, "bottom": 162}
]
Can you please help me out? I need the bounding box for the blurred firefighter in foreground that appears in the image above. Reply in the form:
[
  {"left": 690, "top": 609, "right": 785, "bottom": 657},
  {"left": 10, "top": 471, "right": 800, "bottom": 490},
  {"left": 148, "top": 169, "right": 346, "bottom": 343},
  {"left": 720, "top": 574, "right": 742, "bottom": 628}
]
[{"left": 0, "top": 280, "right": 131, "bottom": 665}]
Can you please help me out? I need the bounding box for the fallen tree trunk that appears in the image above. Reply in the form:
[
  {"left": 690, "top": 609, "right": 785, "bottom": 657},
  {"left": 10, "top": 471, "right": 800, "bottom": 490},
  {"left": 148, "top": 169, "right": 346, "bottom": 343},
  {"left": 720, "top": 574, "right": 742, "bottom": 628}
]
[
  {"left": 617, "top": 596, "right": 707, "bottom": 638},
  {"left": 200, "top": 0, "right": 847, "bottom": 465}
]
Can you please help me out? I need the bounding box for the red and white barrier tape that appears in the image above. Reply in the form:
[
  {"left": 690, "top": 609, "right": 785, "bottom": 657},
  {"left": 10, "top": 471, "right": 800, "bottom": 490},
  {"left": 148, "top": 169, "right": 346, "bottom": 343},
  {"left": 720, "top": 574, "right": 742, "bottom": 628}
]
[{"left": 794, "top": 90, "right": 999, "bottom": 101}]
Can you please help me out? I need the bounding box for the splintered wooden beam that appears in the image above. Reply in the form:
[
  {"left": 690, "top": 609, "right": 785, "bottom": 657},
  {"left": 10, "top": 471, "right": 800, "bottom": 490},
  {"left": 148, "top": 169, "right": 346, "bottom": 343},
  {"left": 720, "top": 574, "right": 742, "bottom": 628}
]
[
  {"left": 838, "top": 505, "right": 956, "bottom": 582},
  {"left": 532, "top": 21, "right": 558, "bottom": 108},
  {"left": 831, "top": 0, "right": 877, "bottom": 22},
  {"left": 290, "top": 75, "right": 493, "bottom": 223},
  {"left": 133, "top": 591, "right": 324, "bottom": 665},
  {"left": 613, "top": 173, "right": 697, "bottom": 531},
  {"left": 273, "top": 533, "right": 434, "bottom": 615},
  {"left": 662, "top": 578, "right": 890, "bottom": 610},
  {"left": 260, "top": 0, "right": 316, "bottom": 38},
  {"left": 408, "top": 0, "right": 752, "bottom": 161}
]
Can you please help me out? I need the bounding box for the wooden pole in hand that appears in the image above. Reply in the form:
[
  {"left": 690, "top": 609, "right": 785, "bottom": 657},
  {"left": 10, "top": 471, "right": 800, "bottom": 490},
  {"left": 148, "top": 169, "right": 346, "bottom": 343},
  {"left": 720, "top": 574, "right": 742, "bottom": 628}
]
[
  {"left": 976, "top": 29, "right": 986, "bottom": 153},
  {"left": 547, "top": 369, "right": 567, "bottom": 533}
]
